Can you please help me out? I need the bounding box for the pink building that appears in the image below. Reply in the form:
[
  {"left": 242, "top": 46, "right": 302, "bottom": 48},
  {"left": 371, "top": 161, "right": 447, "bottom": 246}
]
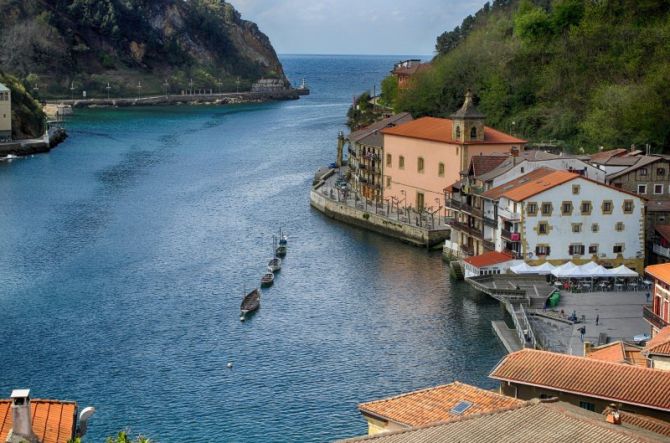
[{"left": 381, "top": 91, "right": 525, "bottom": 212}]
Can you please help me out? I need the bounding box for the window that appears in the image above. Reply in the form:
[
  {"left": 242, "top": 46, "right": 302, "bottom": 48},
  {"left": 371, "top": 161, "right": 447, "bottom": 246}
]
[
  {"left": 536, "top": 245, "right": 550, "bottom": 256},
  {"left": 602, "top": 200, "right": 613, "bottom": 214},
  {"left": 538, "top": 222, "right": 548, "bottom": 235},
  {"left": 399, "top": 156, "right": 405, "bottom": 170},
  {"left": 589, "top": 244, "right": 598, "bottom": 254},
  {"left": 638, "top": 184, "right": 647, "bottom": 194},
  {"left": 572, "top": 185, "right": 580, "bottom": 195},
  {"left": 438, "top": 162, "right": 445, "bottom": 177},
  {"left": 640, "top": 168, "right": 648, "bottom": 176},
  {"left": 572, "top": 223, "right": 582, "bottom": 233},
  {"left": 470, "top": 127, "right": 477, "bottom": 139},
  {"left": 658, "top": 167, "right": 666, "bottom": 176},
  {"left": 623, "top": 200, "right": 634, "bottom": 214},
  {"left": 581, "top": 201, "right": 592, "bottom": 215},
  {"left": 386, "top": 176, "right": 391, "bottom": 188},
  {"left": 386, "top": 154, "right": 392, "bottom": 167},
  {"left": 569, "top": 244, "right": 585, "bottom": 255},
  {"left": 520, "top": 167, "right": 525, "bottom": 173},
  {"left": 541, "top": 202, "right": 552, "bottom": 216},
  {"left": 613, "top": 244, "right": 624, "bottom": 254},
  {"left": 615, "top": 222, "right": 625, "bottom": 232},
  {"left": 655, "top": 184, "right": 664, "bottom": 194},
  {"left": 526, "top": 202, "right": 538, "bottom": 216},
  {"left": 579, "top": 401, "right": 596, "bottom": 412},
  {"left": 456, "top": 126, "right": 461, "bottom": 138},
  {"left": 591, "top": 223, "right": 599, "bottom": 233},
  {"left": 417, "top": 157, "right": 424, "bottom": 173},
  {"left": 561, "top": 201, "right": 573, "bottom": 215}
]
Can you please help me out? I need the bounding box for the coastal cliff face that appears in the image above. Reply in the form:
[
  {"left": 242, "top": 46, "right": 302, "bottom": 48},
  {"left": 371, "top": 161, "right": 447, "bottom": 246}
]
[{"left": 0, "top": 0, "right": 286, "bottom": 97}]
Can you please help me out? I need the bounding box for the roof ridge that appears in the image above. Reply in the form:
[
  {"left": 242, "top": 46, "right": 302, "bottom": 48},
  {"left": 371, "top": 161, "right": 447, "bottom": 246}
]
[
  {"left": 358, "top": 382, "right": 460, "bottom": 407},
  {"left": 509, "top": 348, "right": 665, "bottom": 373}
]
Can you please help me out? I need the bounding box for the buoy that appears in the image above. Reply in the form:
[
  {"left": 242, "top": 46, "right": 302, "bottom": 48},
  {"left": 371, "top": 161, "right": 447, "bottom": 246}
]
[
  {"left": 227, "top": 362, "right": 233, "bottom": 369},
  {"left": 240, "top": 316, "right": 245, "bottom": 322}
]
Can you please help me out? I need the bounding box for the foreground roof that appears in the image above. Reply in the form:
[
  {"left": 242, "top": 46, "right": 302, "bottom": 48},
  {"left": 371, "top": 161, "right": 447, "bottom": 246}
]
[
  {"left": 358, "top": 382, "right": 523, "bottom": 428},
  {"left": 381, "top": 117, "right": 526, "bottom": 145},
  {"left": 349, "top": 113, "right": 414, "bottom": 144},
  {"left": 489, "top": 349, "right": 670, "bottom": 412},
  {"left": 603, "top": 406, "right": 670, "bottom": 438},
  {"left": 587, "top": 341, "right": 645, "bottom": 367},
  {"left": 338, "top": 400, "right": 667, "bottom": 443},
  {"left": 0, "top": 83, "right": 8, "bottom": 92},
  {"left": 463, "top": 251, "right": 514, "bottom": 269},
  {"left": 0, "top": 399, "right": 77, "bottom": 443},
  {"left": 646, "top": 263, "right": 670, "bottom": 285},
  {"left": 643, "top": 326, "right": 670, "bottom": 357}
]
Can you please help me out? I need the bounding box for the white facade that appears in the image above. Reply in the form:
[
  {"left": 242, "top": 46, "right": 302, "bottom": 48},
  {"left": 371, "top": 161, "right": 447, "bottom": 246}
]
[
  {"left": 486, "top": 177, "right": 645, "bottom": 273},
  {"left": 463, "top": 259, "right": 518, "bottom": 278},
  {"left": 491, "top": 158, "right": 606, "bottom": 187},
  {"left": 0, "top": 83, "right": 10, "bottom": 141}
]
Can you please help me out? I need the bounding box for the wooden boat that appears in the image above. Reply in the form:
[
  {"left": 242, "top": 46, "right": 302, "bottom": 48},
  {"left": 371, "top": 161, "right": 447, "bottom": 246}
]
[
  {"left": 268, "top": 257, "right": 282, "bottom": 272},
  {"left": 275, "top": 244, "right": 287, "bottom": 257},
  {"left": 240, "top": 289, "right": 260, "bottom": 318},
  {"left": 260, "top": 270, "right": 275, "bottom": 287}
]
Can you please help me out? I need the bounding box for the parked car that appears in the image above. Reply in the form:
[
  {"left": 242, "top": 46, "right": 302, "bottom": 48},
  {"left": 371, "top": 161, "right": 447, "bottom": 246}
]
[{"left": 633, "top": 333, "right": 650, "bottom": 345}]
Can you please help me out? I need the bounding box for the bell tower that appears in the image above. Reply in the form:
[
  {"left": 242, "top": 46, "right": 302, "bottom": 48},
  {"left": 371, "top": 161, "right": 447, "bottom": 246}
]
[{"left": 450, "top": 90, "right": 485, "bottom": 143}]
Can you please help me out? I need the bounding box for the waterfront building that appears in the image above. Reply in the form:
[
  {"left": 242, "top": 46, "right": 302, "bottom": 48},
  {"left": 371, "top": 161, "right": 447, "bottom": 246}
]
[
  {"left": 605, "top": 155, "right": 670, "bottom": 248},
  {"left": 391, "top": 60, "right": 431, "bottom": 90},
  {"left": 644, "top": 264, "right": 670, "bottom": 335},
  {"left": 476, "top": 168, "right": 645, "bottom": 273},
  {"left": 347, "top": 113, "right": 413, "bottom": 205},
  {"left": 338, "top": 398, "right": 670, "bottom": 442},
  {"left": 461, "top": 251, "right": 516, "bottom": 278},
  {"left": 0, "top": 389, "right": 93, "bottom": 443},
  {"left": 490, "top": 349, "right": 670, "bottom": 421},
  {"left": 650, "top": 225, "right": 670, "bottom": 264},
  {"left": 642, "top": 326, "right": 670, "bottom": 371},
  {"left": 0, "top": 83, "right": 11, "bottom": 142},
  {"left": 356, "top": 381, "right": 523, "bottom": 436},
  {"left": 382, "top": 91, "right": 525, "bottom": 213},
  {"left": 584, "top": 341, "right": 646, "bottom": 367}
]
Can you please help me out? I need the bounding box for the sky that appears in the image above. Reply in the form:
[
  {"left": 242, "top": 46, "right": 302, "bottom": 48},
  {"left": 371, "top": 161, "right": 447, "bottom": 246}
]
[{"left": 232, "top": 0, "right": 485, "bottom": 56}]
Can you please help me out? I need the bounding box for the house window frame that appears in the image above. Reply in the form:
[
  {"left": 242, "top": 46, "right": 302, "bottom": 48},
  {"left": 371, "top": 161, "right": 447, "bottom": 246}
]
[
  {"left": 438, "top": 162, "right": 445, "bottom": 177},
  {"left": 569, "top": 244, "right": 585, "bottom": 256},
  {"left": 591, "top": 223, "right": 599, "bottom": 233},
  {"left": 613, "top": 244, "right": 624, "bottom": 254},
  {"left": 526, "top": 202, "right": 538, "bottom": 216},
  {"left": 602, "top": 200, "right": 613, "bottom": 215},
  {"left": 417, "top": 157, "right": 424, "bottom": 173},
  {"left": 399, "top": 156, "right": 405, "bottom": 170},
  {"left": 541, "top": 202, "right": 553, "bottom": 216},
  {"left": 638, "top": 184, "right": 647, "bottom": 194},
  {"left": 538, "top": 222, "right": 549, "bottom": 235},
  {"left": 640, "top": 168, "right": 648, "bottom": 177},
  {"left": 572, "top": 184, "right": 580, "bottom": 195},
  {"left": 386, "top": 176, "right": 391, "bottom": 188},
  {"left": 615, "top": 222, "right": 625, "bottom": 232},
  {"left": 580, "top": 201, "right": 592, "bottom": 215},
  {"left": 623, "top": 199, "right": 634, "bottom": 214},
  {"left": 572, "top": 223, "right": 582, "bottom": 233},
  {"left": 561, "top": 201, "right": 573, "bottom": 216},
  {"left": 386, "top": 153, "right": 392, "bottom": 167},
  {"left": 654, "top": 184, "right": 664, "bottom": 195},
  {"left": 589, "top": 244, "right": 599, "bottom": 254},
  {"left": 657, "top": 167, "right": 666, "bottom": 177},
  {"left": 536, "top": 244, "right": 550, "bottom": 256}
]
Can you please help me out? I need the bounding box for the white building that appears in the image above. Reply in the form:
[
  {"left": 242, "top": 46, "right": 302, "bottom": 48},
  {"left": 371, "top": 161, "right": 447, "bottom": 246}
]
[
  {"left": 0, "top": 83, "right": 10, "bottom": 142},
  {"left": 481, "top": 167, "right": 645, "bottom": 273}
]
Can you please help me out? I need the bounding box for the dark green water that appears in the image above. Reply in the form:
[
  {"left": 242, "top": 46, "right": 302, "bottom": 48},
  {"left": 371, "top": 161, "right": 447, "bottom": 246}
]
[{"left": 0, "top": 55, "right": 505, "bottom": 442}]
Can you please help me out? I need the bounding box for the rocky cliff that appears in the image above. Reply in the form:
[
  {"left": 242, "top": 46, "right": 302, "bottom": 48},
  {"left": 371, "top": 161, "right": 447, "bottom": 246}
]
[{"left": 0, "top": 0, "right": 287, "bottom": 98}]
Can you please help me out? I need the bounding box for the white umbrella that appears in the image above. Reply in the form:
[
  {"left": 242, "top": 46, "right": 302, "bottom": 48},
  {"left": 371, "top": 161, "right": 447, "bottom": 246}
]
[
  {"left": 510, "top": 262, "right": 533, "bottom": 274},
  {"left": 551, "top": 261, "right": 578, "bottom": 278},
  {"left": 610, "top": 265, "right": 638, "bottom": 277},
  {"left": 533, "top": 262, "right": 556, "bottom": 274}
]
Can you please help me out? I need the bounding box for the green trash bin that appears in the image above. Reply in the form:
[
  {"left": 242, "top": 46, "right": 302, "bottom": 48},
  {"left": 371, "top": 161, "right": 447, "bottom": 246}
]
[{"left": 549, "top": 291, "right": 560, "bottom": 307}]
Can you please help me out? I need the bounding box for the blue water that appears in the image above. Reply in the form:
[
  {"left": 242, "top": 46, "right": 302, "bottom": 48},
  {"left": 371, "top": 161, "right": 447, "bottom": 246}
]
[{"left": 0, "top": 55, "right": 505, "bottom": 442}]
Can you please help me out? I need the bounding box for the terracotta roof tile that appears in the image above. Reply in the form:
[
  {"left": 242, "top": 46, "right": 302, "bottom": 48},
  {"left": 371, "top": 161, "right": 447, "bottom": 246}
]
[
  {"left": 463, "top": 251, "right": 514, "bottom": 269},
  {"left": 655, "top": 225, "right": 670, "bottom": 243},
  {"left": 358, "top": 382, "right": 523, "bottom": 428},
  {"left": 587, "top": 342, "right": 645, "bottom": 367},
  {"left": 0, "top": 400, "right": 77, "bottom": 443},
  {"left": 603, "top": 407, "right": 670, "bottom": 438},
  {"left": 643, "top": 326, "right": 670, "bottom": 357},
  {"left": 645, "top": 263, "right": 670, "bottom": 286},
  {"left": 481, "top": 167, "right": 557, "bottom": 200},
  {"left": 349, "top": 113, "right": 414, "bottom": 144},
  {"left": 338, "top": 400, "right": 668, "bottom": 443},
  {"left": 469, "top": 155, "right": 509, "bottom": 177},
  {"left": 489, "top": 349, "right": 670, "bottom": 412},
  {"left": 381, "top": 117, "right": 526, "bottom": 145},
  {"left": 590, "top": 148, "right": 629, "bottom": 163}
]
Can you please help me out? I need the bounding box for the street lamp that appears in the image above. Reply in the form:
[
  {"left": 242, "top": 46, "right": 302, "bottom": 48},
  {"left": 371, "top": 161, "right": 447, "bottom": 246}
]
[
  {"left": 137, "top": 81, "right": 142, "bottom": 100},
  {"left": 163, "top": 79, "right": 169, "bottom": 98},
  {"left": 106, "top": 82, "right": 111, "bottom": 100}
]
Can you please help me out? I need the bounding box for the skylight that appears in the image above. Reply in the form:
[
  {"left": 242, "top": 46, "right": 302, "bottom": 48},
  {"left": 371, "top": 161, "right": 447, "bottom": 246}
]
[{"left": 450, "top": 400, "right": 473, "bottom": 415}]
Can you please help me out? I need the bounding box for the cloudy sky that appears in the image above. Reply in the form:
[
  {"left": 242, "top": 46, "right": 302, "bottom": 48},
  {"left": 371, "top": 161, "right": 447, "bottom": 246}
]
[{"left": 232, "top": 0, "right": 484, "bottom": 55}]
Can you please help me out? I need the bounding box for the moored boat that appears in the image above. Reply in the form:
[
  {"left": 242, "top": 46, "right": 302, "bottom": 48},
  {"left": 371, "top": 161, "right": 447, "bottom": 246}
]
[
  {"left": 260, "top": 270, "right": 275, "bottom": 287},
  {"left": 268, "top": 257, "right": 282, "bottom": 272},
  {"left": 275, "top": 244, "right": 287, "bottom": 257},
  {"left": 240, "top": 288, "right": 260, "bottom": 319}
]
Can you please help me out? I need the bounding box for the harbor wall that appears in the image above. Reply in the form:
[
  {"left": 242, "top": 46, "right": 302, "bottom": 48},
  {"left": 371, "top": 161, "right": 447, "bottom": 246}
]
[{"left": 310, "top": 186, "right": 450, "bottom": 248}]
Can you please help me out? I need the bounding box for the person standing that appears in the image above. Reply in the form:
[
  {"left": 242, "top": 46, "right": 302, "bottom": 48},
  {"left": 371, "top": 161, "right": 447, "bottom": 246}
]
[{"left": 596, "top": 314, "right": 599, "bottom": 326}]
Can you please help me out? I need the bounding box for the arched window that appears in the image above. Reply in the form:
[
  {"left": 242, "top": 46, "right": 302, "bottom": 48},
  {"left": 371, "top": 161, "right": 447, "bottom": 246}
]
[
  {"left": 438, "top": 162, "right": 445, "bottom": 177},
  {"left": 455, "top": 126, "right": 461, "bottom": 138},
  {"left": 471, "top": 126, "right": 477, "bottom": 139},
  {"left": 399, "top": 156, "right": 405, "bottom": 169},
  {"left": 417, "top": 157, "right": 424, "bottom": 173}
]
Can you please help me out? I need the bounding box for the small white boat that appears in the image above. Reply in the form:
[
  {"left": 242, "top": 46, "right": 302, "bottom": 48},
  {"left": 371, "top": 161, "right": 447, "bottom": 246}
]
[
  {"left": 268, "top": 257, "right": 282, "bottom": 272},
  {"left": 260, "top": 270, "right": 275, "bottom": 287}
]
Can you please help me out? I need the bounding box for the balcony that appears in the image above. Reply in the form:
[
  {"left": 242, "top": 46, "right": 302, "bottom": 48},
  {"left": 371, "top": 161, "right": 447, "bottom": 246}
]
[
  {"left": 484, "top": 216, "right": 497, "bottom": 228},
  {"left": 653, "top": 243, "right": 670, "bottom": 259},
  {"left": 498, "top": 207, "right": 521, "bottom": 221},
  {"left": 460, "top": 244, "right": 475, "bottom": 256},
  {"left": 450, "top": 220, "right": 483, "bottom": 238},
  {"left": 643, "top": 305, "right": 669, "bottom": 330},
  {"left": 447, "top": 199, "right": 463, "bottom": 210},
  {"left": 483, "top": 240, "right": 496, "bottom": 251},
  {"left": 501, "top": 229, "right": 521, "bottom": 242},
  {"left": 503, "top": 249, "right": 523, "bottom": 259}
]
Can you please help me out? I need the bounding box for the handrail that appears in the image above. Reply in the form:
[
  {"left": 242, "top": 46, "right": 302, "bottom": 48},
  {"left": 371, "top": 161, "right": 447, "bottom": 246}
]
[{"left": 520, "top": 304, "right": 539, "bottom": 349}]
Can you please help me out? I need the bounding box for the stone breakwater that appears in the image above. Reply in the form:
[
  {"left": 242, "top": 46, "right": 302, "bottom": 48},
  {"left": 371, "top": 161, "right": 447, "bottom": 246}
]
[{"left": 48, "top": 89, "right": 302, "bottom": 108}]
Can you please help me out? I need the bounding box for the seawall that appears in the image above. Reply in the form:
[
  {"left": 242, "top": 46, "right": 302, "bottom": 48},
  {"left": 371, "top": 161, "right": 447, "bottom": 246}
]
[{"left": 310, "top": 181, "right": 450, "bottom": 248}]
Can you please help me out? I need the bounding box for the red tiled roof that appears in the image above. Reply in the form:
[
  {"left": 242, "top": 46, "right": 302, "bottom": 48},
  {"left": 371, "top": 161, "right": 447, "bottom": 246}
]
[
  {"left": 463, "top": 251, "right": 514, "bottom": 269},
  {"left": 603, "top": 407, "right": 670, "bottom": 438},
  {"left": 381, "top": 117, "right": 526, "bottom": 145},
  {"left": 646, "top": 263, "right": 670, "bottom": 286},
  {"left": 470, "top": 155, "right": 508, "bottom": 177},
  {"left": 0, "top": 400, "right": 77, "bottom": 443},
  {"left": 358, "top": 382, "right": 523, "bottom": 428},
  {"left": 644, "top": 326, "right": 670, "bottom": 357},
  {"left": 590, "top": 148, "right": 628, "bottom": 163},
  {"left": 481, "top": 168, "right": 556, "bottom": 200},
  {"left": 655, "top": 225, "right": 670, "bottom": 243},
  {"left": 587, "top": 342, "right": 645, "bottom": 367},
  {"left": 489, "top": 349, "right": 670, "bottom": 412}
]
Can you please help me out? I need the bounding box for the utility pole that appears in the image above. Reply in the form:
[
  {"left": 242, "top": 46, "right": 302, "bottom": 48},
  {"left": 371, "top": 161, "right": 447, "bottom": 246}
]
[
  {"left": 137, "top": 81, "right": 142, "bottom": 100},
  {"left": 106, "top": 82, "right": 111, "bottom": 100},
  {"left": 70, "top": 81, "right": 75, "bottom": 102}
]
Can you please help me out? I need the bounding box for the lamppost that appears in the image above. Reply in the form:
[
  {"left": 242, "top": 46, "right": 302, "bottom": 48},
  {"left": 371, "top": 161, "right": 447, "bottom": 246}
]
[
  {"left": 137, "top": 81, "right": 142, "bottom": 100},
  {"left": 70, "top": 81, "right": 75, "bottom": 102},
  {"left": 106, "top": 82, "right": 111, "bottom": 100},
  {"left": 163, "top": 79, "right": 169, "bottom": 98}
]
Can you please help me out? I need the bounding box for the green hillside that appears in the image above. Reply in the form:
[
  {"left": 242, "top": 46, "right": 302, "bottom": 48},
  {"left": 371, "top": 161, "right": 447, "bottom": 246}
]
[
  {"left": 386, "top": 0, "right": 670, "bottom": 152},
  {"left": 0, "top": 72, "right": 45, "bottom": 139}
]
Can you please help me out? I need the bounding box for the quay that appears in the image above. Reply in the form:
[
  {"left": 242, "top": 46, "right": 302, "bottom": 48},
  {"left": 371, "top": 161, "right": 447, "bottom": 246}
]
[
  {"left": 310, "top": 167, "right": 451, "bottom": 248},
  {"left": 47, "top": 89, "right": 302, "bottom": 109},
  {"left": 0, "top": 125, "right": 66, "bottom": 158}
]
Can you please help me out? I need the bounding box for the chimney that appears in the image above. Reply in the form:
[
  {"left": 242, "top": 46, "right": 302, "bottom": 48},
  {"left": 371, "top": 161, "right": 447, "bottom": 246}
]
[
  {"left": 6, "top": 389, "right": 37, "bottom": 443},
  {"left": 605, "top": 403, "right": 622, "bottom": 425}
]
